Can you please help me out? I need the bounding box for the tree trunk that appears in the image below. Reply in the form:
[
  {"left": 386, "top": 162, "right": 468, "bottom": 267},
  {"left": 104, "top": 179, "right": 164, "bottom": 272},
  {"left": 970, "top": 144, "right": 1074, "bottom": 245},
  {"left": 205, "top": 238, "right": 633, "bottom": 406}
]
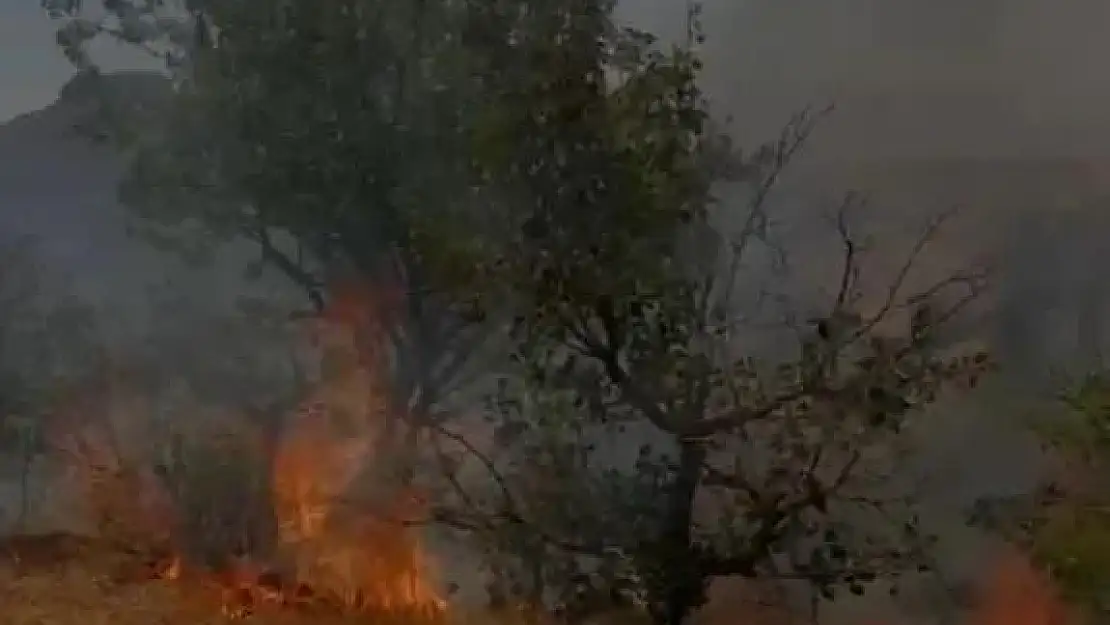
[{"left": 651, "top": 440, "right": 708, "bottom": 625}]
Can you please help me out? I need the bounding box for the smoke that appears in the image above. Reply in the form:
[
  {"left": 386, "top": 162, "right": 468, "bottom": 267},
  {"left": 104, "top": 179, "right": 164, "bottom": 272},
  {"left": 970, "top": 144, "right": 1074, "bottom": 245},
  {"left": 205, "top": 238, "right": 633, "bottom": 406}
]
[
  {"left": 609, "top": 2, "right": 1110, "bottom": 621},
  {"left": 622, "top": 0, "right": 1110, "bottom": 159},
  {"left": 3, "top": 2, "right": 1108, "bottom": 621}
]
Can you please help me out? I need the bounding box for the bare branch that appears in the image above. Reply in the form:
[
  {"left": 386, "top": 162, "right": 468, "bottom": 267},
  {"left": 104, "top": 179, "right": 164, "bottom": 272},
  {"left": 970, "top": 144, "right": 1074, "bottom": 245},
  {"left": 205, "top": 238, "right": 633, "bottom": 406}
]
[
  {"left": 422, "top": 422, "right": 609, "bottom": 558},
  {"left": 569, "top": 312, "right": 677, "bottom": 433},
  {"left": 246, "top": 225, "right": 325, "bottom": 312},
  {"left": 847, "top": 205, "right": 963, "bottom": 343},
  {"left": 719, "top": 104, "right": 834, "bottom": 315},
  {"left": 829, "top": 194, "right": 865, "bottom": 314},
  {"left": 701, "top": 450, "right": 860, "bottom": 578},
  {"left": 701, "top": 462, "right": 761, "bottom": 502},
  {"left": 687, "top": 389, "right": 806, "bottom": 437}
]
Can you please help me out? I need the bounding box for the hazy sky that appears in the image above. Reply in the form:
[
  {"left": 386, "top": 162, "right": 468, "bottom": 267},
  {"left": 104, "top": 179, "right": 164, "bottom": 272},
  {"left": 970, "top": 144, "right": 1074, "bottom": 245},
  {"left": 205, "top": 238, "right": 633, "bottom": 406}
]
[
  {"left": 0, "top": 3, "right": 70, "bottom": 121},
  {"left": 626, "top": 0, "right": 1110, "bottom": 160},
  {"left": 8, "top": 0, "right": 1110, "bottom": 159},
  {"left": 0, "top": 3, "right": 155, "bottom": 122}
]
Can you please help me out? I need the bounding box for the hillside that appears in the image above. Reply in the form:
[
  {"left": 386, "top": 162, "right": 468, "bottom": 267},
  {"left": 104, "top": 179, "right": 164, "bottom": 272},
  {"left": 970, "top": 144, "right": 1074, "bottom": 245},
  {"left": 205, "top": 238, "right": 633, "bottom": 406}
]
[{"left": 0, "top": 70, "right": 293, "bottom": 342}]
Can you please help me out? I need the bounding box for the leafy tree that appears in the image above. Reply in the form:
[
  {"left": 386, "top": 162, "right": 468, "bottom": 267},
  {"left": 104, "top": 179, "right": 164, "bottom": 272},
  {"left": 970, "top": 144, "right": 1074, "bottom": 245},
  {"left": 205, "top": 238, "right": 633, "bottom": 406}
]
[
  {"left": 43, "top": 2, "right": 992, "bottom": 624},
  {"left": 42, "top": 0, "right": 497, "bottom": 483},
  {"left": 394, "top": 4, "right": 991, "bottom": 625}
]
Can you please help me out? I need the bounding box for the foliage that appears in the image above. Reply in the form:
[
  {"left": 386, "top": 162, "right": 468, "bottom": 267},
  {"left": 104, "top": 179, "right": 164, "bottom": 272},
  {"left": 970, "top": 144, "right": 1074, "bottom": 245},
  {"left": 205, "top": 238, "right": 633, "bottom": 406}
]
[
  {"left": 400, "top": 4, "right": 989, "bottom": 625},
  {"left": 971, "top": 372, "right": 1110, "bottom": 614},
  {"left": 44, "top": 0, "right": 496, "bottom": 453},
  {"left": 42, "top": 0, "right": 202, "bottom": 71},
  {"left": 42, "top": 2, "right": 992, "bottom": 624},
  {"left": 0, "top": 236, "right": 103, "bottom": 445}
]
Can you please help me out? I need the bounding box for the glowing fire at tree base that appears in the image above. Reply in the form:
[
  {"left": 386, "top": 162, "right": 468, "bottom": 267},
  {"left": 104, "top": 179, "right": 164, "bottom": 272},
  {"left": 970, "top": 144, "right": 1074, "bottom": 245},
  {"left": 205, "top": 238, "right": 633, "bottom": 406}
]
[{"left": 45, "top": 386, "right": 446, "bottom": 621}]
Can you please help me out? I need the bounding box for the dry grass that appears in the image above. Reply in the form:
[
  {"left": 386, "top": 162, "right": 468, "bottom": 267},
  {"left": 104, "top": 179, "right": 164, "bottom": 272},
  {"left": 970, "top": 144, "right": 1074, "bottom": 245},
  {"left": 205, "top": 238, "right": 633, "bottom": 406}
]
[
  {"left": 2, "top": 532, "right": 1082, "bottom": 625},
  {"left": 3, "top": 562, "right": 221, "bottom": 625},
  {"left": 0, "top": 532, "right": 447, "bottom": 625},
  {"left": 0, "top": 533, "right": 218, "bottom": 625},
  {"left": 0, "top": 532, "right": 760, "bottom": 625}
]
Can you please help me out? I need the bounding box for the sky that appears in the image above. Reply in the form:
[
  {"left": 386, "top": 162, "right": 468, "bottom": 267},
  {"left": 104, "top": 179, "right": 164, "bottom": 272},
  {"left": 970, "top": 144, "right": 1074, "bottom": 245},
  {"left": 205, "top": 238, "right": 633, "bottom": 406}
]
[
  {"left": 0, "top": 2, "right": 157, "bottom": 123},
  {"left": 622, "top": 0, "right": 1110, "bottom": 160},
  {"left": 8, "top": 0, "right": 1110, "bottom": 158},
  {"left": 5, "top": 0, "right": 1110, "bottom": 357},
  {"left": 0, "top": 2, "right": 70, "bottom": 121}
]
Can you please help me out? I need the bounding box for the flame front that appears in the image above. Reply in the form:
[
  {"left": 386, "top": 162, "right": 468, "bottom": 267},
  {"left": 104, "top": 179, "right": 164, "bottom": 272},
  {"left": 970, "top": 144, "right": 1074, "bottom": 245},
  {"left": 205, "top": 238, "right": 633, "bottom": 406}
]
[
  {"left": 270, "top": 393, "right": 445, "bottom": 617},
  {"left": 269, "top": 280, "right": 446, "bottom": 616}
]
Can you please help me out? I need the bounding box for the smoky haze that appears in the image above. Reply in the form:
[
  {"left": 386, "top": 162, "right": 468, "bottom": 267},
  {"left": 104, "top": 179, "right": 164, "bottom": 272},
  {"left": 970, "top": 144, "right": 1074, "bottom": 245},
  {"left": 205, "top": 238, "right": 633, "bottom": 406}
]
[
  {"left": 623, "top": 0, "right": 1110, "bottom": 377},
  {"left": 624, "top": 0, "right": 1110, "bottom": 160},
  {"left": 625, "top": 1, "right": 1110, "bottom": 621},
  {"left": 2, "top": 0, "right": 1107, "bottom": 370},
  {"left": 0, "top": 1, "right": 1107, "bottom": 624}
]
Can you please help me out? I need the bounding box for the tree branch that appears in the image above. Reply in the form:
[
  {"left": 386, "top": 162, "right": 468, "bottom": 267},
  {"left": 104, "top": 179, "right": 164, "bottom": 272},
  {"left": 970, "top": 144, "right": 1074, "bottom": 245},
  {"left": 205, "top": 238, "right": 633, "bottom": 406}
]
[
  {"left": 245, "top": 225, "right": 325, "bottom": 312},
  {"left": 701, "top": 450, "right": 860, "bottom": 578},
  {"left": 423, "top": 422, "right": 609, "bottom": 559}
]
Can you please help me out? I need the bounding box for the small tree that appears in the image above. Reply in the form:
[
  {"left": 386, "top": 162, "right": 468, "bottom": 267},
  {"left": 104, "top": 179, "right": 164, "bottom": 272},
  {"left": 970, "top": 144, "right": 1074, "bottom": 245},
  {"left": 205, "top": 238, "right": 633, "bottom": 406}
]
[
  {"left": 417, "top": 4, "right": 992, "bottom": 624},
  {"left": 0, "top": 235, "right": 103, "bottom": 529},
  {"left": 43, "top": 0, "right": 498, "bottom": 486}
]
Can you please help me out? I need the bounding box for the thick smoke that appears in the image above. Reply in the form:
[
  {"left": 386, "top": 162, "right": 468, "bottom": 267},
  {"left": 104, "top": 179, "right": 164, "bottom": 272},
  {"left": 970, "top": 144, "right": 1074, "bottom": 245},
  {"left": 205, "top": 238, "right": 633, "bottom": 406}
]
[
  {"left": 612, "top": 2, "right": 1110, "bottom": 622},
  {"left": 1, "top": 2, "right": 1108, "bottom": 622}
]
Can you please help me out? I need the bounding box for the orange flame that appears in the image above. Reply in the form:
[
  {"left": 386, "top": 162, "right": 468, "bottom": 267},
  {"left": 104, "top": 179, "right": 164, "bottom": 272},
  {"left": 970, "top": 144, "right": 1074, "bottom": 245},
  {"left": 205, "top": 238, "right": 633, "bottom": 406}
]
[
  {"left": 965, "top": 549, "right": 1082, "bottom": 625},
  {"left": 269, "top": 277, "right": 445, "bottom": 617},
  {"left": 39, "top": 279, "right": 445, "bottom": 620}
]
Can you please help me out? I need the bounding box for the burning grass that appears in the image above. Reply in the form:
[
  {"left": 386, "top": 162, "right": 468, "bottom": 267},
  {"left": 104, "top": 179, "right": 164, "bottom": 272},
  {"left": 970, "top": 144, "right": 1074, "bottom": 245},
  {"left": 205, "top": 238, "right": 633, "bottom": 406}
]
[
  {"left": 0, "top": 530, "right": 1086, "bottom": 625},
  {"left": 0, "top": 532, "right": 446, "bottom": 625},
  {"left": 32, "top": 404, "right": 447, "bottom": 621},
  {"left": 16, "top": 369, "right": 444, "bottom": 621},
  {"left": 966, "top": 547, "right": 1085, "bottom": 625},
  {"left": 0, "top": 282, "right": 455, "bottom": 623}
]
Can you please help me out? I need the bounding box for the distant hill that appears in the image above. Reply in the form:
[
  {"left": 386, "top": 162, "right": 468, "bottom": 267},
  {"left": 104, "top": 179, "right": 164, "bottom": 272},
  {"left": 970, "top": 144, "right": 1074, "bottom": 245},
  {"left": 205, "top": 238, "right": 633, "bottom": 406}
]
[{"left": 0, "top": 70, "right": 289, "bottom": 341}]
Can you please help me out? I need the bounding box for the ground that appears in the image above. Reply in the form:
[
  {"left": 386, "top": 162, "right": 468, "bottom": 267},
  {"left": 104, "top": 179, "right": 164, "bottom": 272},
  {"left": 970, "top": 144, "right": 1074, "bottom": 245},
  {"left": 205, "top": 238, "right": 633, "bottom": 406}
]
[{"left": 0, "top": 532, "right": 434, "bottom": 625}]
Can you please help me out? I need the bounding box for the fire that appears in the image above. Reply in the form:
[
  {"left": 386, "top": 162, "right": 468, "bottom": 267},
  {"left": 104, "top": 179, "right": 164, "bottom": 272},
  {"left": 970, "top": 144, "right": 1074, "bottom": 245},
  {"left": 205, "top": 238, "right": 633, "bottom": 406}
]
[
  {"left": 270, "top": 278, "right": 445, "bottom": 616},
  {"left": 40, "top": 280, "right": 447, "bottom": 621},
  {"left": 965, "top": 549, "right": 1082, "bottom": 625},
  {"left": 269, "top": 394, "right": 444, "bottom": 617},
  {"left": 22, "top": 278, "right": 1092, "bottom": 625}
]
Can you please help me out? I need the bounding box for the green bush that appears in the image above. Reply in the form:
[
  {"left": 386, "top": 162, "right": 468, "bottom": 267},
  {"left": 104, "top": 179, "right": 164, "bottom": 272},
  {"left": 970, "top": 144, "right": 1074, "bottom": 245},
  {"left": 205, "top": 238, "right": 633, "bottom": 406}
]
[{"left": 1027, "top": 371, "right": 1110, "bottom": 612}]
